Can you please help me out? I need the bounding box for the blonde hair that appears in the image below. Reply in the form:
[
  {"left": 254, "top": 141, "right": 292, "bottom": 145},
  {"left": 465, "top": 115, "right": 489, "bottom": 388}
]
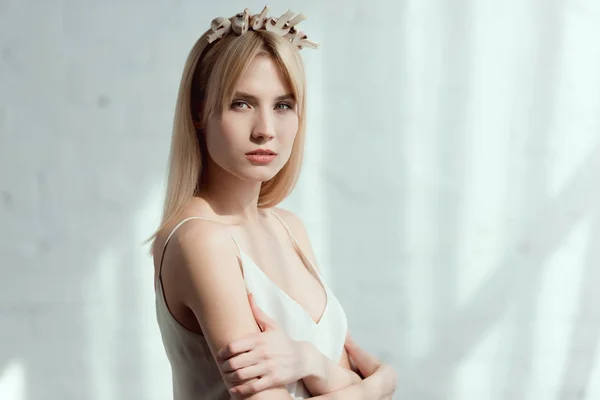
[{"left": 145, "top": 28, "right": 308, "bottom": 254}]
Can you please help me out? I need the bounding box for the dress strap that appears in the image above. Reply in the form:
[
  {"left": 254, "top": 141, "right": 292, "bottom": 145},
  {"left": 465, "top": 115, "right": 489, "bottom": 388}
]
[
  {"left": 268, "top": 210, "right": 300, "bottom": 245},
  {"left": 267, "top": 209, "right": 322, "bottom": 281}
]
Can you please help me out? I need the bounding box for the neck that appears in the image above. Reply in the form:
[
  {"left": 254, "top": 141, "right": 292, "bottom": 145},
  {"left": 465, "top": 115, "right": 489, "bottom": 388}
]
[{"left": 196, "top": 158, "right": 266, "bottom": 226}]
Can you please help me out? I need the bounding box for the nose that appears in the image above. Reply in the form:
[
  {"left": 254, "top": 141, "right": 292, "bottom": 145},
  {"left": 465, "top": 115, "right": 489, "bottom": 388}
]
[{"left": 251, "top": 109, "right": 275, "bottom": 141}]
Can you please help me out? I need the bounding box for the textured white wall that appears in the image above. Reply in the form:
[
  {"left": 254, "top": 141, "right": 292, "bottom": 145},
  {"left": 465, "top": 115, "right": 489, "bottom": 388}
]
[{"left": 1, "top": 1, "right": 600, "bottom": 399}]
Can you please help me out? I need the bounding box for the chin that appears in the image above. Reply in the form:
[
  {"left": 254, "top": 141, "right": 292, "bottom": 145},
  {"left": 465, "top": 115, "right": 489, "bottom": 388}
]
[
  {"left": 252, "top": 170, "right": 280, "bottom": 182},
  {"left": 233, "top": 167, "right": 277, "bottom": 183}
]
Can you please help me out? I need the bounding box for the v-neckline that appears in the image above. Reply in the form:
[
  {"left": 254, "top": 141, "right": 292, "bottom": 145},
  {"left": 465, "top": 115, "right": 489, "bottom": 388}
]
[{"left": 238, "top": 249, "right": 329, "bottom": 326}]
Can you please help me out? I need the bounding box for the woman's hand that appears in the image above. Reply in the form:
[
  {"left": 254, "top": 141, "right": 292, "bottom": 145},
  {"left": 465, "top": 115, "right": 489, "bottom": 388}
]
[
  {"left": 215, "top": 293, "right": 309, "bottom": 396},
  {"left": 345, "top": 334, "right": 397, "bottom": 400}
]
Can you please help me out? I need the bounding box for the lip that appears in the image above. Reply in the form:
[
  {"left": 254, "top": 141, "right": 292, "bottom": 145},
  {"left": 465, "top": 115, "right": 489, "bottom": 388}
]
[
  {"left": 245, "top": 149, "right": 277, "bottom": 155},
  {"left": 245, "top": 154, "right": 277, "bottom": 164}
]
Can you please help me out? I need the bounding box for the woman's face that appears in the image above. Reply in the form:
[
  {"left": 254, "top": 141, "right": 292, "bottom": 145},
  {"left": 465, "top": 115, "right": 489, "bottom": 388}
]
[{"left": 204, "top": 55, "right": 299, "bottom": 183}]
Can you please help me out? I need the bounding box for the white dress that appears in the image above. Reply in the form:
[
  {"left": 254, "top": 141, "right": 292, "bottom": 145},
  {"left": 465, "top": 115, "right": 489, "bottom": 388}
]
[{"left": 155, "top": 210, "right": 348, "bottom": 399}]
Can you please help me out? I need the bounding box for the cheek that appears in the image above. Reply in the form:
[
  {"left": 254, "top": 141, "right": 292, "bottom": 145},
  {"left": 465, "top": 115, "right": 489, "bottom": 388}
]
[
  {"left": 279, "top": 116, "right": 299, "bottom": 144},
  {"left": 204, "top": 131, "right": 235, "bottom": 169},
  {"left": 206, "top": 119, "right": 240, "bottom": 154}
]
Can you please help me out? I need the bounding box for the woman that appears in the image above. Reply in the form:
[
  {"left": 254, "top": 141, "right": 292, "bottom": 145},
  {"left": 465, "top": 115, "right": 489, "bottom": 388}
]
[{"left": 147, "top": 6, "right": 397, "bottom": 399}]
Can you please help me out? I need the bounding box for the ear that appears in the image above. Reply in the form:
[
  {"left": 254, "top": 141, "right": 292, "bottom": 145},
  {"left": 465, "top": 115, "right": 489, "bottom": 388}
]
[
  {"left": 191, "top": 96, "right": 205, "bottom": 131},
  {"left": 192, "top": 107, "right": 203, "bottom": 131},
  {"left": 193, "top": 118, "right": 203, "bottom": 130}
]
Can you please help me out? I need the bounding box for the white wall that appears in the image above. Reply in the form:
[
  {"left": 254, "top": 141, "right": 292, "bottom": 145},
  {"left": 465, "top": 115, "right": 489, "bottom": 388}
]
[{"left": 1, "top": 1, "right": 599, "bottom": 399}]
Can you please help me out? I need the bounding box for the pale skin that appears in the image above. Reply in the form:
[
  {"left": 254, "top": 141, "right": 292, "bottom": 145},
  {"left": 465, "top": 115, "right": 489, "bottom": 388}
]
[{"left": 153, "top": 53, "right": 397, "bottom": 399}]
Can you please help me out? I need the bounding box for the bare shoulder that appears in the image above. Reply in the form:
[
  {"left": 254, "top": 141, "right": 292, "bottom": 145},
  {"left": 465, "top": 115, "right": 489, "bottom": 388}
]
[
  {"left": 153, "top": 216, "right": 230, "bottom": 267},
  {"left": 153, "top": 217, "right": 237, "bottom": 291},
  {"left": 154, "top": 195, "right": 232, "bottom": 260},
  {"left": 269, "top": 206, "right": 301, "bottom": 225},
  {"left": 269, "top": 206, "right": 309, "bottom": 240},
  {"left": 270, "top": 206, "right": 320, "bottom": 270},
  {"left": 160, "top": 217, "right": 237, "bottom": 276},
  {"left": 171, "top": 217, "right": 232, "bottom": 252},
  {"left": 168, "top": 218, "right": 244, "bottom": 304}
]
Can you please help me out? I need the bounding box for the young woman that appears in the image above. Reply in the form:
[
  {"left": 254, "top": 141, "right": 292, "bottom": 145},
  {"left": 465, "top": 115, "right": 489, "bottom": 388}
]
[{"left": 147, "top": 6, "right": 397, "bottom": 399}]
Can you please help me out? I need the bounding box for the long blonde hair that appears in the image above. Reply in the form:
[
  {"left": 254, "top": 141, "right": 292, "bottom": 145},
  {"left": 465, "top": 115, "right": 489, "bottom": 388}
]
[{"left": 145, "top": 28, "right": 308, "bottom": 254}]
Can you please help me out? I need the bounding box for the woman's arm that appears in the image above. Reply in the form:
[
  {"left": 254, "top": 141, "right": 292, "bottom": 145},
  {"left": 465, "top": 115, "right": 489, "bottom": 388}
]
[
  {"left": 171, "top": 221, "right": 294, "bottom": 399},
  {"left": 300, "top": 340, "right": 363, "bottom": 394},
  {"left": 216, "top": 294, "right": 361, "bottom": 396},
  {"left": 309, "top": 367, "right": 390, "bottom": 400},
  {"left": 311, "top": 337, "right": 398, "bottom": 400},
  {"left": 218, "top": 294, "right": 389, "bottom": 398},
  {"left": 234, "top": 362, "right": 393, "bottom": 400}
]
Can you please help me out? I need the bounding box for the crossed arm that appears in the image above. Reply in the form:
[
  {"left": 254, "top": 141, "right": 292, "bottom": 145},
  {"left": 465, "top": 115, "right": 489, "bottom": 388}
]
[
  {"left": 168, "top": 213, "right": 396, "bottom": 399},
  {"left": 216, "top": 292, "right": 398, "bottom": 399},
  {"left": 214, "top": 292, "right": 362, "bottom": 396}
]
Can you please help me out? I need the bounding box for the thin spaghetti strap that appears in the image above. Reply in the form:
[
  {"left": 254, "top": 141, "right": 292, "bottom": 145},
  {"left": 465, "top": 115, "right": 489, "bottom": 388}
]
[
  {"left": 229, "top": 236, "right": 250, "bottom": 292},
  {"left": 268, "top": 209, "right": 302, "bottom": 246},
  {"left": 229, "top": 235, "right": 243, "bottom": 263},
  {"left": 267, "top": 209, "right": 322, "bottom": 279}
]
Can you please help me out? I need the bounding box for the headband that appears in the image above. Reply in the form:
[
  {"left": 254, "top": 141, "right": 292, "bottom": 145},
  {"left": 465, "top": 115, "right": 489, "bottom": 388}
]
[{"left": 207, "top": 6, "right": 319, "bottom": 50}]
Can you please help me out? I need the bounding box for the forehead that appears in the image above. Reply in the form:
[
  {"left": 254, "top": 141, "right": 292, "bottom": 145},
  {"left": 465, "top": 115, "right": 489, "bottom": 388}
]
[{"left": 234, "top": 55, "right": 291, "bottom": 96}]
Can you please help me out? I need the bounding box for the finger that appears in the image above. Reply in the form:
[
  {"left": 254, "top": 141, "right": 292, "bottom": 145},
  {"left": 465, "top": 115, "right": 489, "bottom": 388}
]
[
  {"left": 344, "top": 333, "right": 365, "bottom": 356},
  {"left": 224, "top": 362, "right": 269, "bottom": 383},
  {"left": 345, "top": 338, "right": 381, "bottom": 377},
  {"left": 221, "top": 350, "right": 260, "bottom": 373},
  {"left": 345, "top": 335, "right": 359, "bottom": 371},
  {"left": 248, "top": 293, "right": 279, "bottom": 331},
  {"left": 352, "top": 352, "right": 380, "bottom": 378},
  {"left": 216, "top": 333, "right": 262, "bottom": 362},
  {"left": 377, "top": 364, "right": 398, "bottom": 397},
  {"left": 344, "top": 333, "right": 357, "bottom": 351},
  {"left": 231, "top": 375, "right": 275, "bottom": 396},
  {"left": 345, "top": 333, "right": 363, "bottom": 358},
  {"left": 249, "top": 293, "right": 279, "bottom": 331}
]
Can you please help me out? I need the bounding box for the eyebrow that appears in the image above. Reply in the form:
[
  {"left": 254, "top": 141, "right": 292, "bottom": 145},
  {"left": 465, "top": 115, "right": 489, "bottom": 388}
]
[{"left": 232, "top": 91, "right": 296, "bottom": 102}]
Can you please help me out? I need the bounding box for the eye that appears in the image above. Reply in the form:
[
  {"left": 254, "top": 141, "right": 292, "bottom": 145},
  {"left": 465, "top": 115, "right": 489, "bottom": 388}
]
[
  {"left": 231, "top": 101, "right": 250, "bottom": 110},
  {"left": 275, "top": 102, "right": 294, "bottom": 111}
]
